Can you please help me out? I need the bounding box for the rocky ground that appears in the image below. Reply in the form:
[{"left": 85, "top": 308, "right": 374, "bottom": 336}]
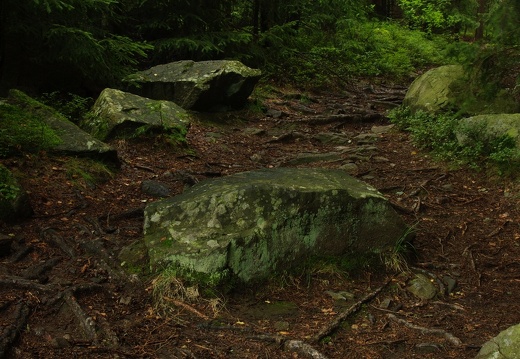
[{"left": 1, "top": 80, "right": 520, "bottom": 359}]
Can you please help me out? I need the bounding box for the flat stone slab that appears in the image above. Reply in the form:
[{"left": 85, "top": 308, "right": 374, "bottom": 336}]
[
  {"left": 143, "top": 168, "right": 410, "bottom": 286},
  {"left": 125, "top": 60, "right": 261, "bottom": 111}
]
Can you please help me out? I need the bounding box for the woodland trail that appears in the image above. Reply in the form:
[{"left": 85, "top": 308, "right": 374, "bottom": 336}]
[{"left": 1, "top": 82, "right": 519, "bottom": 358}]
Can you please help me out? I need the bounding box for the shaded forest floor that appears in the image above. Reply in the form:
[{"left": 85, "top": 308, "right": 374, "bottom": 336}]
[{"left": 1, "top": 79, "right": 520, "bottom": 358}]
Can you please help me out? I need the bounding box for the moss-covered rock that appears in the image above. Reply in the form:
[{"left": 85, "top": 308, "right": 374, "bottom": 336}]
[
  {"left": 403, "top": 65, "right": 465, "bottom": 114},
  {"left": 83, "top": 88, "right": 191, "bottom": 141},
  {"left": 143, "top": 168, "right": 411, "bottom": 287},
  {"left": 456, "top": 114, "right": 520, "bottom": 148},
  {"left": 4, "top": 90, "right": 117, "bottom": 163},
  {"left": 476, "top": 323, "right": 520, "bottom": 359},
  {"left": 124, "top": 60, "right": 262, "bottom": 111}
]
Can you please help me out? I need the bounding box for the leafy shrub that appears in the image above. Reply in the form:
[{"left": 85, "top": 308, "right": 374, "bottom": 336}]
[
  {"left": 388, "top": 106, "right": 520, "bottom": 174},
  {"left": 39, "top": 92, "right": 93, "bottom": 122}
]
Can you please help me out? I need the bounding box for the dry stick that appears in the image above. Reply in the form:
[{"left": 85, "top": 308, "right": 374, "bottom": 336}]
[
  {"left": 162, "top": 296, "right": 209, "bottom": 320},
  {"left": 312, "top": 279, "right": 391, "bottom": 343},
  {"left": 386, "top": 313, "right": 462, "bottom": 346}
]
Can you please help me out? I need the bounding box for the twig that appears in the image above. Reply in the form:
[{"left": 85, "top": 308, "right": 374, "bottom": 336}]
[
  {"left": 486, "top": 220, "right": 510, "bottom": 238},
  {"left": 312, "top": 279, "right": 390, "bottom": 343},
  {"left": 162, "top": 296, "right": 209, "bottom": 320},
  {"left": 386, "top": 313, "right": 462, "bottom": 346}
]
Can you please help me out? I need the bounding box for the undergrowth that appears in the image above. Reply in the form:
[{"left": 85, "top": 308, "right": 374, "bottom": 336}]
[
  {"left": 261, "top": 19, "right": 453, "bottom": 88},
  {"left": 389, "top": 106, "right": 520, "bottom": 176}
]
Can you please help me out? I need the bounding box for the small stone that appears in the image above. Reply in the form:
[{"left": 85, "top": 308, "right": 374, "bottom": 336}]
[
  {"left": 51, "top": 337, "right": 71, "bottom": 348},
  {"left": 407, "top": 274, "right": 438, "bottom": 300},
  {"left": 371, "top": 124, "right": 395, "bottom": 134},
  {"left": 141, "top": 180, "right": 170, "bottom": 198},
  {"left": 339, "top": 163, "right": 359, "bottom": 176},
  {"left": 274, "top": 321, "right": 290, "bottom": 331},
  {"left": 442, "top": 275, "right": 458, "bottom": 294},
  {"left": 266, "top": 108, "right": 283, "bottom": 118},
  {"left": 379, "top": 298, "right": 392, "bottom": 309},
  {"left": 372, "top": 156, "right": 390, "bottom": 163}
]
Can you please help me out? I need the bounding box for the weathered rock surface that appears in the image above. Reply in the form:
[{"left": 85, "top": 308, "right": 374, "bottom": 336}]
[
  {"left": 403, "top": 65, "right": 465, "bottom": 114},
  {"left": 124, "top": 60, "right": 261, "bottom": 111},
  {"left": 84, "top": 88, "right": 191, "bottom": 141},
  {"left": 456, "top": 113, "right": 520, "bottom": 148},
  {"left": 406, "top": 274, "right": 438, "bottom": 300},
  {"left": 0, "top": 165, "right": 33, "bottom": 223},
  {"left": 8, "top": 90, "right": 118, "bottom": 163},
  {"left": 143, "top": 168, "right": 411, "bottom": 286},
  {"left": 475, "top": 323, "right": 520, "bottom": 359}
]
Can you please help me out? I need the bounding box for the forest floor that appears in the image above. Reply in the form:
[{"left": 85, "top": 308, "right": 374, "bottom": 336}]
[{"left": 1, "top": 79, "right": 520, "bottom": 359}]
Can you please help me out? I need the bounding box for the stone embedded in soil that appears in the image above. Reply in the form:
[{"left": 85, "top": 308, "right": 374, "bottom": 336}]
[
  {"left": 406, "top": 274, "right": 438, "bottom": 300},
  {"left": 143, "top": 167, "right": 411, "bottom": 286}
]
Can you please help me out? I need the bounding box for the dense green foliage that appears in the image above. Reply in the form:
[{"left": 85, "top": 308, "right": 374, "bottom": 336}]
[
  {"left": 389, "top": 106, "right": 520, "bottom": 175},
  {"left": 1, "top": 0, "right": 518, "bottom": 92}
]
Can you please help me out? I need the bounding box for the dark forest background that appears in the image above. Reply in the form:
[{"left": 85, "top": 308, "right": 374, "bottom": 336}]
[{"left": 0, "top": 0, "right": 518, "bottom": 98}]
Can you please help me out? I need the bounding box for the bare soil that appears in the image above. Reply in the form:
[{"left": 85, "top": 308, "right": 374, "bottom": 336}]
[{"left": 1, "top": 80, "right": 520, "bottom": 359}]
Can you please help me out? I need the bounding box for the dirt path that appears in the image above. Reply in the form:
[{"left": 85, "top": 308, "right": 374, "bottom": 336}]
[{"left": 1, "top": 82, "right": 519, "bottom": 358}]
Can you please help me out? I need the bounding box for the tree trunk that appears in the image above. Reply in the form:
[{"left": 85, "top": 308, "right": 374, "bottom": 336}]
[{"left": 474, "top": 0, "right": 486, "bottom": 40}]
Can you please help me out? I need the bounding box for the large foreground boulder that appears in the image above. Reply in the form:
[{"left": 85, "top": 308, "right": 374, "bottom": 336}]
[
  {"left": 143, "top": 168, "right": 411, "bottom": 286},
  {"left": 124, "top": 60, "right": 262, "bottom": 111},
  {"left": 403, "top": 65, "right": 465, "bottom": 114},
  {"left": 83, "top": 88, "right": 191, "bottom": 141},
  {"left": 475, "top": 323, "right": 520, "bottom": 359}
]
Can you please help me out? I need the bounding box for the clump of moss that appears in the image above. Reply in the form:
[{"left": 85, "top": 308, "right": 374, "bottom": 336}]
[{"left": 0, "top": 94, "right": 62, "bottom": 157}]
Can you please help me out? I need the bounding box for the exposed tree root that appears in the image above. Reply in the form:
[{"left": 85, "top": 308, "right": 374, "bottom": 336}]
[
  {"left": 312, "top": 279, "right": 391, "bottom": 343},
  {"left": 63, "top": 291, "right": 98, "bottom": 343},
  {"left": 387, "top": 313, "right": 462, "bottom": 346},
  {"left": 22, "top": 257, "right": 61, "bottom": 280},
  {"left": 0, "top": 302, "right": 30, "bottom": 358},
  {"left": 40, "top": 227, "right": 77, "bottom": 258}
]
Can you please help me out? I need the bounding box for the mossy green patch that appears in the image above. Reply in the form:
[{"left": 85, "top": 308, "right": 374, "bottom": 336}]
[{"left": 0, "top": 94, "right": 63, "bottom": 157}]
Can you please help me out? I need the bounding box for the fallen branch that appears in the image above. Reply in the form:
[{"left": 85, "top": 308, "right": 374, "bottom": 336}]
[
  {"left": 387, "top": 313, "right": 462, "bottom": 346},
  {"left": 162, "top": 296, "right": 209, "bottom": 320},
  {"left": 312, "top": 279, "right": 391, "bottom": 343}
]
